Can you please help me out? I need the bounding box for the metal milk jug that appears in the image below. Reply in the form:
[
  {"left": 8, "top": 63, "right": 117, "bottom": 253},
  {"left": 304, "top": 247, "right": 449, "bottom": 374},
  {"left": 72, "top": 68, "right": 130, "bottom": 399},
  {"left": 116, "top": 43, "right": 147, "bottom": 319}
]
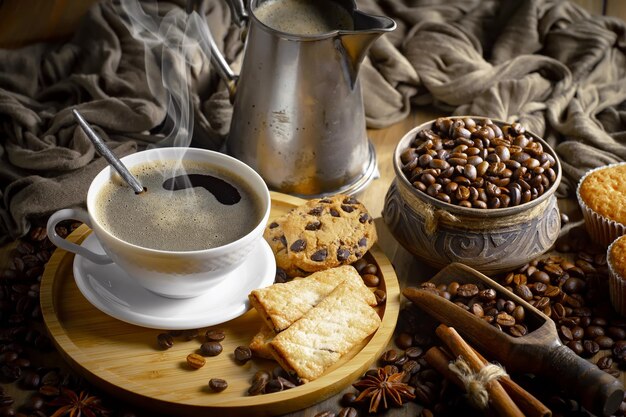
[{"left": 209, "top": 0, "right": 396, "bottom": 196}]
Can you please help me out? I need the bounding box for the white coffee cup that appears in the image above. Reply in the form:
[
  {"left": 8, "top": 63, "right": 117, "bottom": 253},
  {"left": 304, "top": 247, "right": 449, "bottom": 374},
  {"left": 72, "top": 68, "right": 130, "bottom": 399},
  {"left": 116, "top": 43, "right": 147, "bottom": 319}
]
[{"left": 47, "top": 147, "right": 272, "bottom": 298}]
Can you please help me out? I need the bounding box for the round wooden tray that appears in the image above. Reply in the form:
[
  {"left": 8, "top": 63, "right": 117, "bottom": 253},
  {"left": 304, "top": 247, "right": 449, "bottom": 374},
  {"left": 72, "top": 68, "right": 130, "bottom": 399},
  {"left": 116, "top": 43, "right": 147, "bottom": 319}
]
[{"left": 40, "top": 192, "right": 400, "bottom": 416}]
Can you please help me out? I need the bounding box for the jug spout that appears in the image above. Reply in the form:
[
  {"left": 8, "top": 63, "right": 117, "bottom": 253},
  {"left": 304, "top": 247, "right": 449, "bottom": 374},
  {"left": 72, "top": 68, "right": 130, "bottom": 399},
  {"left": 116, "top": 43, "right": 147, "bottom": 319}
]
[{"left": 338, "top": 11, "right": 396, "bottom": 87}]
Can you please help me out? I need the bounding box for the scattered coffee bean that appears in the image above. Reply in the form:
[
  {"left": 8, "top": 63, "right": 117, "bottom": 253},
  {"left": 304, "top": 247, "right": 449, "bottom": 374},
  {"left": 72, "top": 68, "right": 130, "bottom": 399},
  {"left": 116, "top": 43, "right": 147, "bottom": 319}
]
[
  {"left": 275, "top": 267, "right": 289, "bottom": 283},
  {"left": 596, "top": 335, "right": 615, "bottom": 349},
  {"left": 597, "top": 355, "right": 614, "bottom": 370},
  {"left": 248, "top": 379, "right": 267, "bottom": 396},
  {"left": 264, "top": 378, "right": 283, "bottom": 393},
  {"left": 278, "top": 376, "right": 296, "bottom": 390},
  {"left": 405, "top": 346, "right": 424, "bottom": 359},
  {"left": 234, "top": 346, "right": 252, "bottom": 363},
  {"left": 205, "top": 329, "right": 226, "bottom": 342},
  {"left": 341, "top": 392, "right": 358, "bottom": 406},
  {"left": 186, "top": 353, "right": 206, "bottom": 369},
  {"left": 208, "top": 378, "right": 228, "bottom": 392},
  {"left": 583, "top": 340, "right": 600, "bottom": 357},
  {"left": 40, "top": 370, "right": 60, "bottom": 387},
  {"left": 362, "top": 274, "right": 379, "bottom": 287},
  {"left": 20, "top": 370, "right": 41, "bottom": 390},
  {"left": 157, "top": 333, "right": 174, "bottom": 350},
  {"left": 395, "top": 332, "right": 414, "bottom": 350},
  {"left": 248, "top": 370, "right": 271, "bottom": 395},
  {"left": 403, "top": 360, "right": 420, "bottom": 375},
  {"left": 38, "top": 385, "right": 60, "bottom": 397},
  {"left": 374, "top": 289, "right": 386, "bottom": 305},
  {"left": 352, "top": 258, "right": 368, "bottom": 273},
  {"left": 361, "top": 264, "right": 378, "bottom": 276},
  {"left": 559, "top": 326, "right": 573, "bottom": 341},
  {"left": 383, "top": 364, "right": 399, "bottom": 375},
  {"left": 200, "top": 341, "right": 223, "bottom": 357},
  {"left": 381, "top": 349, "right": 399, "bottom": 364},
  {"left": 413, "top": 381, "right": 436, "bottom": 406}
]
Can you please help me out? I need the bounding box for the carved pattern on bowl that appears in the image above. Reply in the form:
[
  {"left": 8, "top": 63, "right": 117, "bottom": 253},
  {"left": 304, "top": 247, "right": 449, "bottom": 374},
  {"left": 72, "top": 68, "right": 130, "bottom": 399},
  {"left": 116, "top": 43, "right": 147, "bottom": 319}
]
[{"left": 382, "top": 180, "right": 561, "bottom": 274}]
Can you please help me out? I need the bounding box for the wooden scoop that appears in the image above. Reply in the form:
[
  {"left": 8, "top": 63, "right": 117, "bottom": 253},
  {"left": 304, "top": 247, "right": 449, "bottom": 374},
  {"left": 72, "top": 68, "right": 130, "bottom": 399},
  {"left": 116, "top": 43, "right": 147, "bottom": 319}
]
[{"left": 403, "top": 262, "right": 624, "bottom": 417}]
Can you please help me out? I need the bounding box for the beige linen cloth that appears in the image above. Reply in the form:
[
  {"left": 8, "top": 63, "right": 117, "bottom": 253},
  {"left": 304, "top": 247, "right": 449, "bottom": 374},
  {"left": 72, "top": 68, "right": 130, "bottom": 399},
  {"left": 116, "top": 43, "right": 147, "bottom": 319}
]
[{"left": 1, "top": 0, "right": 625, "bottom": 243}]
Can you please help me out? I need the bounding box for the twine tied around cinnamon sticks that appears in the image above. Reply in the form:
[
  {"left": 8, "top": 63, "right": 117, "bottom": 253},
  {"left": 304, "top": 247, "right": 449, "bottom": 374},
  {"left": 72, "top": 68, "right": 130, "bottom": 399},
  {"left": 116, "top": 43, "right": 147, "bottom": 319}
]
[
  {"left": 425, "top": 324, "right": 551, "bottom": 417},
  {"left": 448, "top": 356, "right": 508, "bottom": 409}
]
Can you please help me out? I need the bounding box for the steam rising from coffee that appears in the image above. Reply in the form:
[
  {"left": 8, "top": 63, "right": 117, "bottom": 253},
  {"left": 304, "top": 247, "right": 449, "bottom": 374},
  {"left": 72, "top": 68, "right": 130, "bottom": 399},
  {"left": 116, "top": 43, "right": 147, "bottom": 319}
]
[{"left": 118, "top": 0, "right": 218, "bottom": 189}]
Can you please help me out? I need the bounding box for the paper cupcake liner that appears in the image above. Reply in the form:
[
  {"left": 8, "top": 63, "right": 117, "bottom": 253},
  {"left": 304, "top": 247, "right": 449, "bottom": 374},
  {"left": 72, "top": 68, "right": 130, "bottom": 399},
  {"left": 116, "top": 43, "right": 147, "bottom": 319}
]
[
  {"left": 576, "top": 162, "right": 626, "bottom": 248},
  {"left": 608, "top": 237, "right": 626, "bottom": 316}
]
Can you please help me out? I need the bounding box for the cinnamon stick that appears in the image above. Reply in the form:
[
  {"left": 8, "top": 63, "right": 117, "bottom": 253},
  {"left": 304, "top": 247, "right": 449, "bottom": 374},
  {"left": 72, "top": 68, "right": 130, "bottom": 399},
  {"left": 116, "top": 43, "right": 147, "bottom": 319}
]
[
  {"left": 473, "top": 349, "right": 551, "bottom": 417},
  {"left": 425, "top": 346, "right": 551, "bottom": 417},
  {"left": 423, "top": 347, "right": 495, "bottom": 417},
  {"left": 435, "top": 324, "right": 525, "bottom": 417}
]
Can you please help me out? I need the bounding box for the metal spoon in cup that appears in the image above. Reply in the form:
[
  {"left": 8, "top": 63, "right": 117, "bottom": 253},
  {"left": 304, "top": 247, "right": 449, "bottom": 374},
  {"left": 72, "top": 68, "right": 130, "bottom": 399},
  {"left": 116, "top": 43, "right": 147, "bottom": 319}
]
[{"left": 72, "top": 109, "right": 145, "bottom": 194}]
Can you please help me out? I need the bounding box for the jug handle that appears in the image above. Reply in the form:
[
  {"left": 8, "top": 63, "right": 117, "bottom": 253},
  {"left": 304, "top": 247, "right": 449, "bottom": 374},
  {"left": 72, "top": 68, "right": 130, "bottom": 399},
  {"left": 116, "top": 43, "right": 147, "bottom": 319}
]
[{"left": 186, "top": 0, "right": 247, "bottom": 98}]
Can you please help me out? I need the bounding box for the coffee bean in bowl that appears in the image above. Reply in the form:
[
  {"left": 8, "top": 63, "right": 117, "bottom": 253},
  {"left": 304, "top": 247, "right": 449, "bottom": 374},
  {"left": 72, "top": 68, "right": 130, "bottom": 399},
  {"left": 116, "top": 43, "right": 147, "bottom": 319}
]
[{"left": 383, "top": 116, "right": 562, "bottom": 275}]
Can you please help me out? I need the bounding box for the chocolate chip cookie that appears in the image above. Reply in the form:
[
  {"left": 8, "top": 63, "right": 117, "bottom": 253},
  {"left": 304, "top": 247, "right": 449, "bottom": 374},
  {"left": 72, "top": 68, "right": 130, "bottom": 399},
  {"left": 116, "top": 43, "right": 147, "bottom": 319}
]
[{"left": 263, "top": 195, "right": 376, "bottom": 276}]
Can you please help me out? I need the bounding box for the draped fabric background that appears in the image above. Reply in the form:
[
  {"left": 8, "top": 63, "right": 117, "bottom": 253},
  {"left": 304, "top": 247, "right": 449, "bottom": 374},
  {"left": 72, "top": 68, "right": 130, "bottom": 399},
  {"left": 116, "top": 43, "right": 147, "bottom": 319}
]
[{"left": 0, "top": 0, "right": 625, "bottom": 242}]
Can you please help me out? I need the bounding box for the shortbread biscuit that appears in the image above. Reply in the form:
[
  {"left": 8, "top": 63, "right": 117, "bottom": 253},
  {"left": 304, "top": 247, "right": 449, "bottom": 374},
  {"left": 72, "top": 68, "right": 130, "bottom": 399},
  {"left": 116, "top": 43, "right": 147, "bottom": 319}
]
[
  {"left": 249, "top": 265, "right": 375, "bottom": 333},
  {"left": 263, "top": 195, "right": 376, "bottom": 276},
  {"left": 249, "top": 324, "right": 276, "bottom": 359},
  {"left": 268, "top": 282, "right": 381, "bottom": 383}
]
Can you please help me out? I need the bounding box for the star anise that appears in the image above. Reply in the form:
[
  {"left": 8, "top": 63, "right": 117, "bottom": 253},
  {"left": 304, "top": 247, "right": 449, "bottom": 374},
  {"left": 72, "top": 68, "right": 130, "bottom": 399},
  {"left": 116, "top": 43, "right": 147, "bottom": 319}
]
[
  {"left": 352, "top": 367, "right": 416, "bottom": 413},
  {"left": 48, "top": 387, "right": 109, "bottom": 417}
]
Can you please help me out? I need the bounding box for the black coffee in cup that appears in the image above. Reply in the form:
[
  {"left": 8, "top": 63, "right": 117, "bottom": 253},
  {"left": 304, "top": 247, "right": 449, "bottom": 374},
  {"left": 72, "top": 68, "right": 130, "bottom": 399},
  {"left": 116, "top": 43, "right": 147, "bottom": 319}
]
[
  {"left": 95, "top": 160, "right": 263, "bottom": 251},
  {"left": 254, "top": 0, "right": 354, "bottom": 35}
]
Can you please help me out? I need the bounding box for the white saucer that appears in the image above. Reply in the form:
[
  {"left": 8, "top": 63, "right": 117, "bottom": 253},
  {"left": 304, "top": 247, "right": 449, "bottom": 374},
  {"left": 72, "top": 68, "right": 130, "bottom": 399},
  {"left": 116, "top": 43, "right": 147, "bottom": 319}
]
[{"left": 72, "top": 234, "right": 276, "bottom": 330}]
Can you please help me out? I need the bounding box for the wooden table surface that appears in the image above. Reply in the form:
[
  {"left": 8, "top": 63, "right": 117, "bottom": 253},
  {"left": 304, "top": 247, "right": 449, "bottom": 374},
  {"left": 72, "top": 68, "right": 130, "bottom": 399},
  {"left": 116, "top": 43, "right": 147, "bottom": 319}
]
[{"left": 1, "top": 106, "right": 617, "bottom": 416}]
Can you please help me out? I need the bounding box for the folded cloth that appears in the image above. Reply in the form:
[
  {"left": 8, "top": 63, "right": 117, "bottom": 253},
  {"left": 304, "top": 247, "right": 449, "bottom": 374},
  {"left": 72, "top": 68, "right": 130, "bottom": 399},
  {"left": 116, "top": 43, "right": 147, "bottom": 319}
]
[
  {"left": 1, "top": 0, "right": 625, "bottom": 242},
  {"left": 0, "top": 0, "right": 238, "bottom": 242}
]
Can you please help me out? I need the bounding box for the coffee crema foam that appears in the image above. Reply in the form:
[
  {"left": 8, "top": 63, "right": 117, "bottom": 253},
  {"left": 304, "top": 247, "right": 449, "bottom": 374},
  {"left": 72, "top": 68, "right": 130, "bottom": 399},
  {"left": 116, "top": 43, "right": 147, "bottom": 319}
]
[
  {"left": 95, "top": 160, "right": 262, "bottom": 251},
  {"left": 254, "top": 0, "right": 354, "bottom": 36}
]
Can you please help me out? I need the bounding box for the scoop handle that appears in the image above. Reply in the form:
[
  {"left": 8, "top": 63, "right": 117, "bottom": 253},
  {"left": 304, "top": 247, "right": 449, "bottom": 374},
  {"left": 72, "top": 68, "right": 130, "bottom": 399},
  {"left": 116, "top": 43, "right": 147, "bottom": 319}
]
[{"left": 541, "top": 344, "right": 623, "bottom": 416}]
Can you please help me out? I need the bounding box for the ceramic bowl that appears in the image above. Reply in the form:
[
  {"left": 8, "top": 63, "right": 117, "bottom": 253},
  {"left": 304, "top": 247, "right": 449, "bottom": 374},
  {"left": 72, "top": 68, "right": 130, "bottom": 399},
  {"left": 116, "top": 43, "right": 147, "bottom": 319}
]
[{"left": 382, "top": 117, "right": 562, "bottom": 275}]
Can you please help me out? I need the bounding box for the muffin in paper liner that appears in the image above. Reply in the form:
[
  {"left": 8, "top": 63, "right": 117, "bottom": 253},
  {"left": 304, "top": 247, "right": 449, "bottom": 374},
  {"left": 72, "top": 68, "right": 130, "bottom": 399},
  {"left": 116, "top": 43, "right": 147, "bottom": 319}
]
[
  {"left": 608, "top": 235, "right": 626, "bottom": 316},
  {"left": 576, "top": 162, "right": 626, "bottom": 247}
]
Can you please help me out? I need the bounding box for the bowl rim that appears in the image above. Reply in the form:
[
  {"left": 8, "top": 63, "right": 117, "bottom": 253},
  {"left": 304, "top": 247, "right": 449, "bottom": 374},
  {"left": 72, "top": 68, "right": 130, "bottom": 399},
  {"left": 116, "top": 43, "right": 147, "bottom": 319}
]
[{"left": 392, "top": 116, "right": 563, "bottom": 218}]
